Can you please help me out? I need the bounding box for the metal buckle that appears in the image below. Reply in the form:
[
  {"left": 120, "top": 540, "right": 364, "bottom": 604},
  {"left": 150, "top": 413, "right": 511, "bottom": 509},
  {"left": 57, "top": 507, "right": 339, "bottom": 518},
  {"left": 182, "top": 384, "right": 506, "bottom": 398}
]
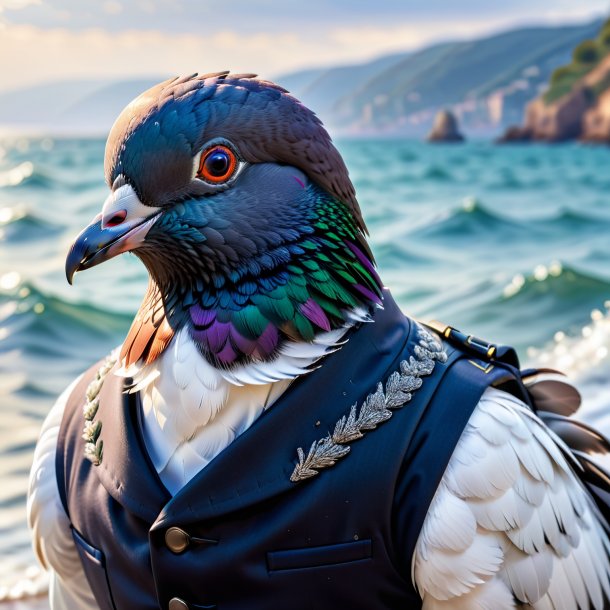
[{"left": 426, "top": 320, "right": 497, "bottom": 360}]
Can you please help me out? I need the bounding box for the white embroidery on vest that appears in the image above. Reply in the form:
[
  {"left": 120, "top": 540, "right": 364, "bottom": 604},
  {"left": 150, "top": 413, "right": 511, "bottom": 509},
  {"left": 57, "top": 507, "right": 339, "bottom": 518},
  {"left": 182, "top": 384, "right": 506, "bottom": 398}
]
[
  {"left": 290, "top": 326, "right": 447, "bottom": 482},
  {"left": 82, "top": 352, "right": 117, "bottom": 466}
]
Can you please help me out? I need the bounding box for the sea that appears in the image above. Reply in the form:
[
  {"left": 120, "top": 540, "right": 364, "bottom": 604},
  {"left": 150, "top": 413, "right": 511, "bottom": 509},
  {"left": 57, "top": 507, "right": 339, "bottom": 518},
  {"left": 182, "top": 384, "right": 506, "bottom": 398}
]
[{"left": 1, "top": 136, "right": 610, "bottom": 604}]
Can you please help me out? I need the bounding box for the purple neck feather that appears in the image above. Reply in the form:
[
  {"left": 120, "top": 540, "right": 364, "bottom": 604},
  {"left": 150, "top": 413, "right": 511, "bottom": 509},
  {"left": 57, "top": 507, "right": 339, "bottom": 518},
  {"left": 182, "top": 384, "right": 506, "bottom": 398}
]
[{"left": 189, "top": 305, "right": 280, "bottom": 365}]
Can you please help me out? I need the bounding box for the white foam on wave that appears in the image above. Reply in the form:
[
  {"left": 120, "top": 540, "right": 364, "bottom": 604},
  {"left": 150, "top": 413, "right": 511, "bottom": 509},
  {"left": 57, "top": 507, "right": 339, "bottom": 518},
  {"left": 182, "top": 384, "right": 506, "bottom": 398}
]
[
  {"left": 0, "top": 565, "right": 47, "bottom": 605},
  {"left": 528, "top": 301, "right": 610, "bottom": 434},
  {"left": 0, "top": 163, "right": 33, "bottom": 188},
  {"left": 503, "top": 261, "right": 564, "bottom": 298}
]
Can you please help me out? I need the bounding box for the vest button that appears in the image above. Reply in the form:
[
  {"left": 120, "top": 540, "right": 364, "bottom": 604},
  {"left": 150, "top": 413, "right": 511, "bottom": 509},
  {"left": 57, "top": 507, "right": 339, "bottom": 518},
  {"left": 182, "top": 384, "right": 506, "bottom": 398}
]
[
  {"left": 168, "top": 598, "right": 189, "bottom": 610},
  {"left": 165, "top": 527, "right": 190, "bottom": 554}
]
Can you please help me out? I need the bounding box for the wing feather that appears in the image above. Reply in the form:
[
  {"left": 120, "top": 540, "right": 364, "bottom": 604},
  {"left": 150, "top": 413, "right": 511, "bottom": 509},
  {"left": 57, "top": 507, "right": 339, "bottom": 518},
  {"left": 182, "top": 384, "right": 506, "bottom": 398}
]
[
  {"left": 544, "top": 556, "right": 579, "bottom": 610},
  {"left": 413, "top": 387, "right": 610, "bottom": 609},
  {"left": 501, "top": 543, "right": 553, "bottom": 604},
  {"left": 445, "top": 431, "right": 519, "bottom": 500},
  {"left": 418, "top": 483, "right": 477, "bottom": 554},
  {"left": 421, "top": 576, "right": 515, "bottom": 610},
  {"left": 414, "top": 529, "right": 504, "bottom": 600}
]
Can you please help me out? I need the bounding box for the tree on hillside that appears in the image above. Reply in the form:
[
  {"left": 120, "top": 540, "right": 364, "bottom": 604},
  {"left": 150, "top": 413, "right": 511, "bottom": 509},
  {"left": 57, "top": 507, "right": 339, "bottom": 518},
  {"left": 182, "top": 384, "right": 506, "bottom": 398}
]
[
  {"left": 573, "top": 40, "right": 600, "bottom": 64},
  {"left": 550, "top": 66, "right": 572, "bottom": 85}
]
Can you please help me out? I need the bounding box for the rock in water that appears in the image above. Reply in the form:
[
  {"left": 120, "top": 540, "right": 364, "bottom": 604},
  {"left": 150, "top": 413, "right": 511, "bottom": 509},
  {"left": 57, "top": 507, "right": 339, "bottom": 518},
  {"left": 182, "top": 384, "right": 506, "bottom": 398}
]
[
  {"left": 427, "top": 109, "right": 465, "bottom": 142},
  {"left": 496, "top": 125, "right": 533, "bottom": 143}
]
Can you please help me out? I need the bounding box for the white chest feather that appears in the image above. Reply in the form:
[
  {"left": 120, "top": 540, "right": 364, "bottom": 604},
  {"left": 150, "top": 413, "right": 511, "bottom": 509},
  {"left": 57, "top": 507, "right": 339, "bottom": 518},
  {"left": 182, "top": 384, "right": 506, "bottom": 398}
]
[{"left": 121, "top": 325, "right": 352, "bottom": 495}]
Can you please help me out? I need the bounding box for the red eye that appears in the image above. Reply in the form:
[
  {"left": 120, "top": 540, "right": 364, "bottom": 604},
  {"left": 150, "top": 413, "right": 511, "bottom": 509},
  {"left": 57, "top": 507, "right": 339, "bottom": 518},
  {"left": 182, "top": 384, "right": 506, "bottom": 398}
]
[{"left": 197, "top": 145, "right": 237, "bottom": 184}]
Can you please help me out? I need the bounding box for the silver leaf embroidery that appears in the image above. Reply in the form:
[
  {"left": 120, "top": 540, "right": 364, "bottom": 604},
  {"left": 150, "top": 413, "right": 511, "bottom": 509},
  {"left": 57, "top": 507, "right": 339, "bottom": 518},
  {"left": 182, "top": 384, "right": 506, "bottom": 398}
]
[
  {"left": 82, "top": 352, "right": 117, "bottom": 466},
  {"left": 290, "top": 326, "right": 447, "bottom": 482}
]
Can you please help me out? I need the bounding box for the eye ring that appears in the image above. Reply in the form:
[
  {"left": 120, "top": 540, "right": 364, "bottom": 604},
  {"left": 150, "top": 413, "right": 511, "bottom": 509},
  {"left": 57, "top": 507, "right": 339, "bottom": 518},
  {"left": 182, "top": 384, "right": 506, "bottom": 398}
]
[{"left": 197, "top": 145, "right": 238, "bottom": 184}]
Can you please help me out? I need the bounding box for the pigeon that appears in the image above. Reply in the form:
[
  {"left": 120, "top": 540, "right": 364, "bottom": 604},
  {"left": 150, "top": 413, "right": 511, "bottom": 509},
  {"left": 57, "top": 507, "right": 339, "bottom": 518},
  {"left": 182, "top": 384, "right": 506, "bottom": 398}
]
[{"left": 28, "top": 73, "right": 610, "bottom": 610}]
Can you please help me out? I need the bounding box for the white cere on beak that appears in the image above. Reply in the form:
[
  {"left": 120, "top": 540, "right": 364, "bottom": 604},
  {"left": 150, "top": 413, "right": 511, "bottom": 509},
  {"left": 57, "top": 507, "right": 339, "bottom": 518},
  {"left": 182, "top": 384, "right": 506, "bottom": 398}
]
[{"left": 101, "top": 181, "right": 160, "bottom": 229}]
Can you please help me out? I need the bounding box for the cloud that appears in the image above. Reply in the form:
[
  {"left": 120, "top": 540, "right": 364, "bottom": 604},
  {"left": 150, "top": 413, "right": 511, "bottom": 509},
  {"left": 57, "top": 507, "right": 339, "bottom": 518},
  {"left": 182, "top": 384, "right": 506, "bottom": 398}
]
[
  {"left": 0, "top": 2, "right": 607, "bottom": 93},
  {"left": 0, "top": 0, "right": 39, "bottom": 9},
  {"left": 0, "top": 0, "right": 39, "bottom": 22},
  {"left": 0, "top": 24, "right": 315, "bottom": 89},
  {"left": 102, "top": 1, "right": 123, "bottom": 16},
  {"left": 0, "top": 23, "right": 387, "bottom": 91},
  {"left": 4, "top": 0, "right": 608, "bottom": 36}
]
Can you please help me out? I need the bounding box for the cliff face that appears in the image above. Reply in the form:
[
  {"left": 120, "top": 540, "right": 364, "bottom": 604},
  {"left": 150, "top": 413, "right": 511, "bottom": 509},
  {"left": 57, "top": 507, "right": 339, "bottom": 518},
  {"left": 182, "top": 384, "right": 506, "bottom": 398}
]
[
  {"left": 500, "top": 33, "right": 610, "bottom": 143},
  {"left": 515, "top": 87, "right": 590, "bottom": 141},
  {"left": 583, "top": 88, "right": 610, "bottom": 142}
]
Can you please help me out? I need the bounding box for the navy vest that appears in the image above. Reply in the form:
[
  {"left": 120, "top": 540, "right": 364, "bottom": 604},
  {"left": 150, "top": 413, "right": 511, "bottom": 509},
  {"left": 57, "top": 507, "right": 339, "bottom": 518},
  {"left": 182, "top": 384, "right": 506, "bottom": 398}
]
[{"left": 56, "top": 292, "right": 518, "bottom": 610}]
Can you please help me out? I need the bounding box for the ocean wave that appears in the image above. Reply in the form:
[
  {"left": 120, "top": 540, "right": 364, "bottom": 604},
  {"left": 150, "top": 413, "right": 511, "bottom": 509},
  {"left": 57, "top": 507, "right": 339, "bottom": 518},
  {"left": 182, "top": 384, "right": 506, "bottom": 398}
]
[
  {"left": 576, "top": 173, "right": 610, "bottom": 189},
  {"left": 399, "top": 150, "right": 419, "bottom": 163},
  {"left": 0, "top": 162, "right": 62, "bottom": 190},
  {"left": 486, "top": 174, "right": 553, "bottom": 191},
  {"left": 486, "top": 169, "right": 527, "bottom": 190},
  {"left": 426, "top": 263, "right": 610, "bottom": 354},
  {"left": 0, "top": 280, "right": 132, "bottom": 357},
  {"left": 536, "top": 208, "right": 610, "bottom": 229},
  {"left": 501, "top": 263, "right": 610, "bottom": 303},
  {"left": 417, "top": 197, "right": 524, "bottom": 239},
  {"left": 413, "top": 199, "right": 607, "bottom": 243},
  {"left": 374, "top": 241, "right": 440, "bottom": 267},
  {"left": 0, "top": 161, "right": 102, "bottom": 192},
  {"left": 0, "top": 206, "right": 62, "bottom": 241},
  {"left": 420, "top": 164, "right": 453, "bottom": 181},
  {"left": 3, "top": 375, "right": 65, "bottom": 400}
]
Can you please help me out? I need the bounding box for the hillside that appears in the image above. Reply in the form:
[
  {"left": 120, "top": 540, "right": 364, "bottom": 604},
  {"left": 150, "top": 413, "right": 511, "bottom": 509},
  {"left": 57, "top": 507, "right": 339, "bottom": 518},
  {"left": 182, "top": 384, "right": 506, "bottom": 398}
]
[
  {"left": 0, "top": 18, "right": 603, "bottom": 136},
  {"left": 275, "top": 52, "right": 410, "bottom": 119},
  {"left": 330, "top": 20, "right": 602, "bottom": 134},
  {"left": 277, "top": 19, "right": 601, "bottom": 136},
  {"left": 500, "top": 19, "right": 610, "bottom": 142}
]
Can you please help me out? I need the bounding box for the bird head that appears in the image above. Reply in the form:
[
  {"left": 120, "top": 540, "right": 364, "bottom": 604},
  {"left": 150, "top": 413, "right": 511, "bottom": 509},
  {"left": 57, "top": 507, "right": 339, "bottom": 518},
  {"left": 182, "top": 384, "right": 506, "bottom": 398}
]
[{"left": 66, "top": 72, "right": 382, "bottom": 369}]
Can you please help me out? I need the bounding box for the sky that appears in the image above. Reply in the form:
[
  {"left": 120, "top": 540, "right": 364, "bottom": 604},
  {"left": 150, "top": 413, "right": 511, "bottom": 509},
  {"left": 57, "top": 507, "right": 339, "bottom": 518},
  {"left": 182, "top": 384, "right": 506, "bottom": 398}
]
[{"left": 0, "top": 0, "right": 609, "bottom": 93}]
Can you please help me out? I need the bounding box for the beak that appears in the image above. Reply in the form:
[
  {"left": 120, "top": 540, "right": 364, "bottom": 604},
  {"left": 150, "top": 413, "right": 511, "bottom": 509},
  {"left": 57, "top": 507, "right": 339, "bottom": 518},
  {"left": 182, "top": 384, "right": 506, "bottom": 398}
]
[{"left": 65, "top": 183, "right": 160, "bottom": 284}]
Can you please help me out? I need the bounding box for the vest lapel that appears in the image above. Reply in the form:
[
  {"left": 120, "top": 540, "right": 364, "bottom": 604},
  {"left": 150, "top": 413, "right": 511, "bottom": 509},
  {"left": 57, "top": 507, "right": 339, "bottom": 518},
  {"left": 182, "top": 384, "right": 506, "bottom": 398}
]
[
  {"left": 152, "top": 292, "right": 412, "bottom": 530},
  {"left": 93, "top": 367, "right": 171, "bottom": 522}
]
